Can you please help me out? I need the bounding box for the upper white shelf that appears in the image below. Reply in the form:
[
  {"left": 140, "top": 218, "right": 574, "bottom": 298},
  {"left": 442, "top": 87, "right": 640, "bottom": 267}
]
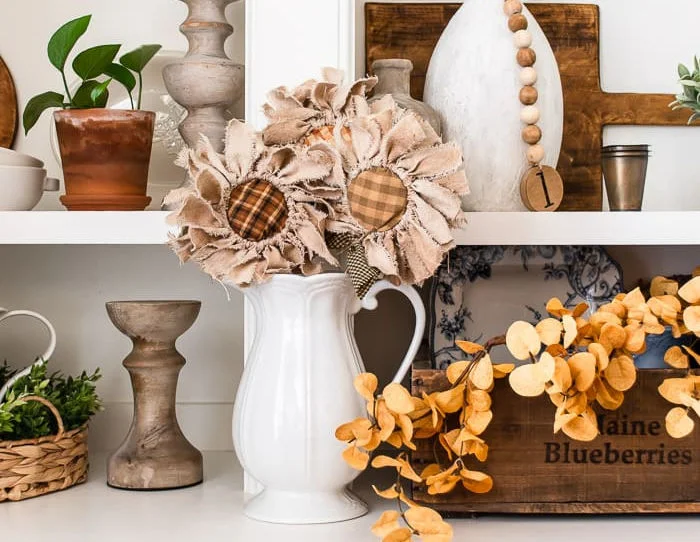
[{"left": 0, "top": 211, "right": 699, "bottom": 245}]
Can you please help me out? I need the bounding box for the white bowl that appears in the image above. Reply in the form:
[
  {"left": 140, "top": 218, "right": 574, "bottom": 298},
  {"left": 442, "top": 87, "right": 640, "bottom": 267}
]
[
  {"left": 0, "top": 147, "right": 44, "bottom": 168},
  {"left": 0, "top": 165, "right": 59, "bottom": 211}
]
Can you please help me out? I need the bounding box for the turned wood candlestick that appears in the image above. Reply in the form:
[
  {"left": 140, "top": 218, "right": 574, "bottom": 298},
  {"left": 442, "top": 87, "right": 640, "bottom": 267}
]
[{"left": 106, "top": 300, "right": 202, "bottom": 490}]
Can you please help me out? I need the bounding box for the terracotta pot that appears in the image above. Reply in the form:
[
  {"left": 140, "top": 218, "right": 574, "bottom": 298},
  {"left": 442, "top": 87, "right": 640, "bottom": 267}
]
[{"left": 54, "top": 109, "right": 155, "bottom": 211}]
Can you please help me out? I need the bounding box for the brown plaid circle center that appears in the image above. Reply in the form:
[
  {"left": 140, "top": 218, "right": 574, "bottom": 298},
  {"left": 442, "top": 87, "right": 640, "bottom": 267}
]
[
  {"left": 227, "top": 179, "right": 288, "bottom": 242},
  {"left": 348, "top": 168, "right": 408, "bottom": 232}
]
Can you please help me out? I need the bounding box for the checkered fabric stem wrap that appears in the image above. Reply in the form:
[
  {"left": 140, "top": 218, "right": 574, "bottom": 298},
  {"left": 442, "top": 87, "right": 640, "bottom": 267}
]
[{"left": 326, "top": 232, "right": 382, "bottom": 299}]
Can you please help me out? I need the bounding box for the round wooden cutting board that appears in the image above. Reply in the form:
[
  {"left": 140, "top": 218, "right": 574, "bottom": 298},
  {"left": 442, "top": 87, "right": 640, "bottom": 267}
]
[{"left": 0, "top": 56, "right": 18, "bottom": 148}]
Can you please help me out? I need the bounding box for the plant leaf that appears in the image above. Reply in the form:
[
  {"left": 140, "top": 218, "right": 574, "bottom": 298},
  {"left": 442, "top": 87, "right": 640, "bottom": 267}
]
[
  {"left": 47, "top": 15, "right": 91, "bottom": 71},
  {"left": 73, "top": 80, "right": 108, "bottom": 108},
  {"left": 90, "top": 78, "right": 112, "bottom": 107},
  {"left": 104, "top": 63, "right": 136, "bottom": 92},
  {"left": 73, "top": 44, "right": 121, "bottom": 80},
  {"left": 679, "top": 63, "right": 691, "bottom": 79},
  {"left": 23, "top": 91, "right": 65, "bottom": 134},
  {"left": 119, "top": 44, "right": 162, "bottom": 73}
]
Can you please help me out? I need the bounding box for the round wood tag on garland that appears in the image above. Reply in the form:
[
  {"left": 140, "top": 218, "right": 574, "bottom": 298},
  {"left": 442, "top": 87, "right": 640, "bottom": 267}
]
[
  {"left": 0, "top": 57, "right": 17, "bottom": 148},
  {"left": 520, "top": 165, "right": 564, "bottom": 212}
]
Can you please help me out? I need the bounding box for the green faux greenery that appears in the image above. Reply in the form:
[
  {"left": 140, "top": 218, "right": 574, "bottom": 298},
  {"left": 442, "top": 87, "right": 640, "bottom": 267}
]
[
  {"left": 0, "top": 361, "right": 101, "bottom": 441},
  {"left": 671, "top": 57, "right": 700, "bottom": 124},
  {"left": 23, "top": 14, "right": 161, "bottom": 134}
]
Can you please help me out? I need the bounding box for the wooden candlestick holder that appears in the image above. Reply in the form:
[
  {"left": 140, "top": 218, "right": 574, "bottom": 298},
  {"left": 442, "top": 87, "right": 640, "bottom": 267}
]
[{"left": 106, "top": 300, "right": 203, "bottom": 490}]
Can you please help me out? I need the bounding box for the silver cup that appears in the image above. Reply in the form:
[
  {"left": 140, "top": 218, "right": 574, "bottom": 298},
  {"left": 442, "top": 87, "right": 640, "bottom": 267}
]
[{"left": 601, "top": 145, "right": 650, "bottom": 211}]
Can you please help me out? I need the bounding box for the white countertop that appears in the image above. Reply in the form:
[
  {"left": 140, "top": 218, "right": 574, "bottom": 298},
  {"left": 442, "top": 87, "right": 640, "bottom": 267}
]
[{"left": 1, "top": 452, "right": 697, "bottom": 541}]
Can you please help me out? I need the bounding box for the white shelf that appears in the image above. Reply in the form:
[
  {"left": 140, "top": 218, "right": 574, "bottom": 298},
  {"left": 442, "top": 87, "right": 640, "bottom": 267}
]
[
  {"left": 2, "top": 452, "right": 696, "bottom": 540},
  {"left": 0, "top": 211, "right": 173, "bottom": 245},
  {"left": 454, "top": 211, "right": 700, "bottom": 246},
  {"left": 1, "top": 211, "right": 700, "bottom": 246}
]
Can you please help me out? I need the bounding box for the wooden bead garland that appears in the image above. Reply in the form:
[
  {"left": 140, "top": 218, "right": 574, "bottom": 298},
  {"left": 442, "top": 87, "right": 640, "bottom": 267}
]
[{"left": 503, "top": 0, "right": 564, "bottom": 212}]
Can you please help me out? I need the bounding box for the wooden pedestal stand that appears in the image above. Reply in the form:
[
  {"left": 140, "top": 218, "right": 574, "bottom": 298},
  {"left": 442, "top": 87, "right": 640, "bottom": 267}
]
[{"left": 106, "top": 300, "right": 203, "bottom": 490}]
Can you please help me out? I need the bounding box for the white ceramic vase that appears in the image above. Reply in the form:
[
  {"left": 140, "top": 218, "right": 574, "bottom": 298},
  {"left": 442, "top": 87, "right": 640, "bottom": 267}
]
[
  {"left": 233, "top": 274, "right": 425, "bottom": 524},
  {"left": 424, "top": 0, "right": 564, "bottom": 211}
]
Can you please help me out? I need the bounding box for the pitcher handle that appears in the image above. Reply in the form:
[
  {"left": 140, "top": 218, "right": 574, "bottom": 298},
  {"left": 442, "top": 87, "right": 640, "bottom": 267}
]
[
  {"left": 0, "top": 308, "right": 56, "bottom": 404},
  {"left": 360, "top": 281, "right": 425, "bottom": 384}
]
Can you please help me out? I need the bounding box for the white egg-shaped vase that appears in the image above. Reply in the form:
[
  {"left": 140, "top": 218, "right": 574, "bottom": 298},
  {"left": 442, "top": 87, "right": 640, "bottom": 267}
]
[{"left": 424, "top": 0, "right": 563, "bottom": 211}]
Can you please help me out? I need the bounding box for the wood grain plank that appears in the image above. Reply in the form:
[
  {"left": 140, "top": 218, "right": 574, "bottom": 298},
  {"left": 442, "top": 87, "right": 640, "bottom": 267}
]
[
  {"left": 0, "top": 57, "right": 17, "bottom": 148},
  {"left": 365, "top": 3, "right": 693, "bottom": 211},
  {"left": 411, "top": 369, "right": 700, "bottom": 514}
]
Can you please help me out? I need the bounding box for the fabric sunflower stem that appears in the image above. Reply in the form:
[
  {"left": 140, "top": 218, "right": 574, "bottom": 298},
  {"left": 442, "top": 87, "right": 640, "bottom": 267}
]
[{"left": 326, "top": 232, "right": 382, "bottom": 299}]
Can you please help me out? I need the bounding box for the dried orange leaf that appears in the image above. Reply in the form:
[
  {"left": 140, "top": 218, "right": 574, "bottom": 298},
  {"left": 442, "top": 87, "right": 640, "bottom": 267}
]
[
  {"left": 469, "top": 389, "right": 492, "bottom": 412},
  {"left": 599, "top": 323, "right": 627, "bottom": 352},
  {"left": 666, "top": 407, "right": 696, "bottom": 439},
  {"left": 554, "top": 412, "right": 578, "bottom": 433},
  {"left": 509, "top": 363, "right": 546, "bottom": 397},
  {"left": 382, "top": 527, "right": 413, "bottom": 542},
  {"left": 427, "top": 475, "right": 460, "bottom": 495},
  {"left": 420, "top": 463, "right": 442, "bottom": 480},
  {"left": 546, "top": 297, "right": 569, "bottom": 317},
  {"left": 469, "top": 355, "right": 494, "bottom": 390},
  {"left": 354, "top": 373, "right": 378, "bottom": 403},
  {"left": 493, "top": 363, "right": 516, "bottom": 378},
  {"left": 506, "top": 321, "right": 542, "bottom": 360},
  {"left": 568, "top": 352, "right": 597, "bottom": 392},
  {"left": 376, "top": 399, "right": 397, "bottom": 441},
  {"left": 605, "top": 355, "right": 637, "bottom": 392},
  {"left": 596, "top": 377, "right": 624, "bottom": 410},
  {"left": 573, "top": 302, "right": 589, "bottom": 318},
  {"left": 546, "top": 344, "right": 568, "bottom": 357},
  {"left": 435, "top": 385, "right": 465, "bottom": 414},
  {"left": 372, "top": 511, "right": 402, "bottom": 538},
  {"left": 562, "top": 413, "right": 599, "bottom": 442},
  {"left": 404, "top": 506, "right": 447, "bottom": 530},
  {"left": 456, "top": 340, "right": 485, "bottom": 354},
  {"left": 467, "top": 410, "right": 493, "bottom": 436},
  {"left": 624, "top": 322, "right": 646, "bottom": 354},
  {"left": 664, "top": 346, "right": 690, "bottom": 369},
  {"left": 335, "top": 417, "right": 371, "bottom": 442},
  {"left": 650, "top": 276, "right": 679, "bottom": 297},
  {"left": 564, "top": 392, "right": 588, "bottom": 416},
  {"left": 588, "top": 342, "right": 610, "bottom": 371},
  {"left": 371, "top": 455, "right": 422, "bottom": 483},
  {"left": 562, "top": 315, "right": 578, "bottom": 348},
  {"left": 342, "top": 445, "right": 369, "bottom": 470},
  {"left": 658, "top": 378, "right": 695, "bottom": 405},
  {"left": 460, "top": 469, "right": 494, "bottom": 494},
  {"left": 679, "top": 276, "right": 700, "bottom": 304},
  {"left": 622, "top": 287, "right": 646, "bottom": 310},
  {"left": 386, "top": 431, "right": 404, "bottom": 448},
  {"left": 446, "top": 360, "right": 469, "bottom": 385},
  {"left": 373, "top": 484, "right": 400, "bottom": 500},
  {"left": 550, "top": 356, "right": 573, "bottom": 394},
  {"left": 383, "top": 383, "right": 415, "bottom": 415},
  {"left": 599, "top": 301, "right": 626, "bottom": 319},
  {"left": 683, "top": 306, "right": 700, "bottom": 334},
  {"left": 536, "top": 318, "right": 563, "bottom": 346}
]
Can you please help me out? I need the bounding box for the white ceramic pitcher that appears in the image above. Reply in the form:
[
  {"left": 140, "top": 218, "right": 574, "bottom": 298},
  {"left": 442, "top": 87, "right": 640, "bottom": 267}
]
[
  {"left": 233, "top": 273, "right": 425, "bottom": 524},
  {"left": 0, "top": 307, "right": 56, "bottom": 404}
]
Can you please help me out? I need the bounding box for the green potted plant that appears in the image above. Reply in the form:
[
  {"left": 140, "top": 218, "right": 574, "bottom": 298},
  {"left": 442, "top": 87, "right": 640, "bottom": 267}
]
[
  {"left": 0, "top": 361, "right": 101, "bottom": 501},
  {"left": 23, "top": 15, "right": 161, "bottom": 210},
  {"left": 670, "top": 57, "right": 700, "bottom": 124}
]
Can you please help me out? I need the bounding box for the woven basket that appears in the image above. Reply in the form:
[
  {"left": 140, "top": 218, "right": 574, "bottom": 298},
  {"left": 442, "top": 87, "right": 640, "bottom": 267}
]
[{"left": 0, "top": 395, "right": 88, "bottom": 502}]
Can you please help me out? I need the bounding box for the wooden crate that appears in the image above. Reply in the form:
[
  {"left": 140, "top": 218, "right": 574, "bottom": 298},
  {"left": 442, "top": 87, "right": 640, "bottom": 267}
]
[{"left": 411, "top": 369, "right": 700, "bottom": 514}]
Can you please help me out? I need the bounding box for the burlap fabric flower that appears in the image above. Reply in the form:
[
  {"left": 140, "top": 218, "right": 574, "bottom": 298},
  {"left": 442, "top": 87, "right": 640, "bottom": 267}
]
[
  {"left": 165, "top": 120, "right": 342, "bottom": 287},
  {"left": 328, "top": 99, "right": 469, "bottom": 294},
  {"left": 262, "top": 68, "right": 377, "bottom": 146}
]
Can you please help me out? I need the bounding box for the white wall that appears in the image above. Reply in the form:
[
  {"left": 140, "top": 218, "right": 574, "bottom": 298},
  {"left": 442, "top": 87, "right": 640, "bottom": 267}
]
[{"left": 0, "top": 0, "right": 699, "bottom": 454}]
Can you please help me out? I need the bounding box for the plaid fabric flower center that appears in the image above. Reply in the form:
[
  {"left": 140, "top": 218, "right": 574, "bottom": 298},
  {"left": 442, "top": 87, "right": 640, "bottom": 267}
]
[
  {"left": 348, "top": 168, "right": 408, "bottom": 232},
  {"left": 227, "top": 179, "right": 288, "bottom": 242},
  {"left": 305, "top": 125, "right": 352, "bottom": 146}
]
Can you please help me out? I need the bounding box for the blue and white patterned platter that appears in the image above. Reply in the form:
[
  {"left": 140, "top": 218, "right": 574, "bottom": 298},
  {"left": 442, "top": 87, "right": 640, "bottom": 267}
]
[{"left": 429, "top": 246, "right": 624, "bottom": 370}]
